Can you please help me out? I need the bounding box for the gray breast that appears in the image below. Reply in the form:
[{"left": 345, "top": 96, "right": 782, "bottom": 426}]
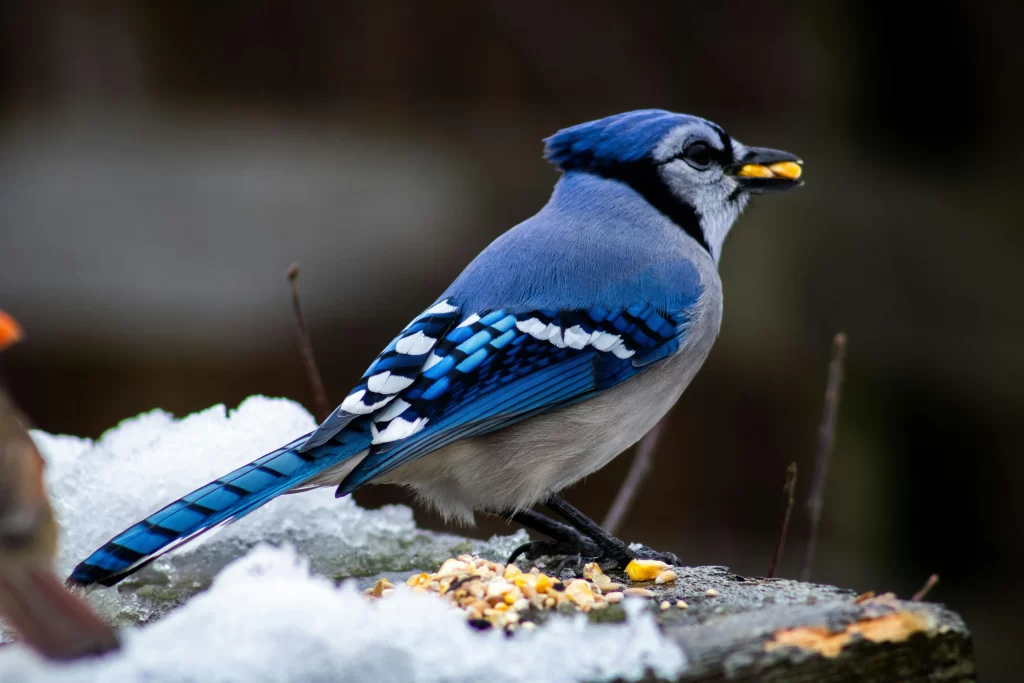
[{"left": 382, "top": 254, "right": 724, "bottom": 524}]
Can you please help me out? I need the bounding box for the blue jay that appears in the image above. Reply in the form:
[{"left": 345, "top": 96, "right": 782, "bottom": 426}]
[{"left": 69, "top": 110, "right": 802, "bottom": 587}]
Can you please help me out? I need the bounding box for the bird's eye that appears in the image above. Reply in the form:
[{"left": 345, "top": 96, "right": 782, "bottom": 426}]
[{"left": 682, "top": 142, "right": 713, "bottom": 170}]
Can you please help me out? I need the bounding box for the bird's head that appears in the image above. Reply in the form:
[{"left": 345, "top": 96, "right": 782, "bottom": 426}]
[{"left": 545, "top": 109, "right": 802, "bottom": 262}]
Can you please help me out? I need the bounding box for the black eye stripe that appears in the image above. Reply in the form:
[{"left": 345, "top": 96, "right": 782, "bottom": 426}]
[{"left": 655, "top": 139, "right": 732, "bottom": 167}]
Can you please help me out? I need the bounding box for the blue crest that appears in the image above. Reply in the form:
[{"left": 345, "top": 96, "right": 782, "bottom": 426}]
[{"left": 544, "top": 109, "right": 690, "bottom": 171}]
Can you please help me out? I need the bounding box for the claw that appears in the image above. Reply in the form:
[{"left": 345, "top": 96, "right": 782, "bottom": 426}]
[
  {"left": 553, "top": 554, "right": 586, "bottom": 579},
  {"left": 507, "top": 540, "right": 581, "bottom": 566}
]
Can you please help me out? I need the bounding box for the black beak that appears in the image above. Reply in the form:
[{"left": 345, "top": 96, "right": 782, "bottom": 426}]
[{"left": 729, "top": 146, "right": 803, "bottom": 194}]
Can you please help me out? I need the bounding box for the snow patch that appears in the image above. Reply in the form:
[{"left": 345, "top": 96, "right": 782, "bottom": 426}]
[{"left": 0, "top": 545, "right": 685, "bottom": 683}]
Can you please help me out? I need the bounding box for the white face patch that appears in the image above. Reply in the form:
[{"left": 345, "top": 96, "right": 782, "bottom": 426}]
[
  {"left": 657, "top": 147, "right": 748, "bottom": 264},
  {"left": 651, "top": 122, "right": 752, "bottom": 263}
]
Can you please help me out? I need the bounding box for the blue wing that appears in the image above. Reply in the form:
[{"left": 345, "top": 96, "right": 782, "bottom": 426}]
[
  {"left": 335, "top": 302, "right": 693, "bottom": 495},
  {"left": 301, "top": 301, "right": 462, "bottom": 450}
]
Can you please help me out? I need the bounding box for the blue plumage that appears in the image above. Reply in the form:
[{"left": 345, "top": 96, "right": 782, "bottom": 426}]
[
  {"left": 337, "top": 303, "right": 690, "bottom": 493},
  {"left": 545, "top": 109, "right": 691, "bottom": 171},
  {"left": 70, "top": 109, "right": 803, "bottom": 587}
]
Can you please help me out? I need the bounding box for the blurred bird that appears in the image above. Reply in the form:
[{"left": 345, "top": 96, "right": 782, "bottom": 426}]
[
  {"left": 70, "top": 110, "right": 803, "bottom": 587},
  {"left": 0, "top": 312, "right": 120, "bottom": 659}
]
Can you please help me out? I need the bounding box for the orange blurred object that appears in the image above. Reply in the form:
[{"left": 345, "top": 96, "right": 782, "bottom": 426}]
[{"left": 0, "top": 310, "right": 22, "bottom": 351}]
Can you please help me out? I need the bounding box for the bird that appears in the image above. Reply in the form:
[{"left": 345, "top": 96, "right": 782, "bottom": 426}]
[
  {"left": 69, "top": 109, "right": 802, "bottom": 588},
  {"left": 0, "top": 311, "right": 120, "bottom": 659}
]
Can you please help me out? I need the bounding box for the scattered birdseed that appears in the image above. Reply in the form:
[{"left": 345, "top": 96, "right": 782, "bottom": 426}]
[
  {"left": 625, "top": 559, "right": 671, "bottom": 582},
  {"left": 660, "top": 601, "right": 671, "bottom": 610},
  {"left": 676, "top": 600, "right": 689, "bottom": 609},
  {"left": 654, "top": 570, "right": 677, "bottom": 585},
  {"left": 377, "top": 555, "right": 663, "bottom": 630},
  {"left": 706, "top": 588, "right": 719, "bottom": 597}
]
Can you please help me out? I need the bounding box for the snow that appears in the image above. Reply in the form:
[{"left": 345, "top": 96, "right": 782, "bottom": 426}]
[{"left": 0, "top": 397, "right": 687, "bottom": 682}]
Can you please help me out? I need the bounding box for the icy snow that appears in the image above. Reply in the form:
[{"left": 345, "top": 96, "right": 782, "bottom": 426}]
[
  {"left": 0, "top": 546, "right": 685, "bottom": 683},
  {"left": 0, "top": 397, "right": 687, "bottom": 682}
]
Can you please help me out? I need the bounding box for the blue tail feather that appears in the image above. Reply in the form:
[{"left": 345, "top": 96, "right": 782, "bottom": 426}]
[{"left": 68, "top": 421, "right": 373, "bottom": 587}]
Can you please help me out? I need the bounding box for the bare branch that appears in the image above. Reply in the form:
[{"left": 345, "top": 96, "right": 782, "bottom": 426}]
[
  {"left": 911, "top": 574, "right": 940, "bottom": 602},
  {"left": 602, "top": 417, "right": 667, "bottom": 535},
  {"left": 799, "top": 332, "right": 848, "bottom": 582},
  {"left": 286, "top": 264, "right": 330, "bottom": 422},
  {"left": 768, "top": 462, "right": 798, "bottom": 578}
]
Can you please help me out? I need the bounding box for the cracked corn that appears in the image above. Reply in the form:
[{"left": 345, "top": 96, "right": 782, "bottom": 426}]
[{"left": 368, "top": 554, "right": 665, "bottom": 630}]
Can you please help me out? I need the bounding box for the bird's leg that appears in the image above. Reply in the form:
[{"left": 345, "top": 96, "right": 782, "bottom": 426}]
[
  {"left": 500, "top": 509, "right": 600, "bottom": 568},
  {"left": 544, "top": 493, "right": 681, "bottom": 569}
]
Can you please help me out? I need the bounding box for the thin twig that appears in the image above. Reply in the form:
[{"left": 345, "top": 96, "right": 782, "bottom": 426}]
[
  {"left": 602, "top": 418, "right": 667, "bottom": 535},
  {"left": 799, "top": 332, "right": 848, "bottom": 582},
  {"left": 287, "top": 264, "right": 330, "bottom": 422},
  {"left": 768, "top": 462, "right": 798, "bottom": 578},
  {"left": 911, "top": 574, "right": 940, "bottom": 602}
]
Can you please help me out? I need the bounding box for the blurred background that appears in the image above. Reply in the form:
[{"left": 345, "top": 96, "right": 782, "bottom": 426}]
[{"left": 0, "top": 1, "right": 1020, "bottom": 678}]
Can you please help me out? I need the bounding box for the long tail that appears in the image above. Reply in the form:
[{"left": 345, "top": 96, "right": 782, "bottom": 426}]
[
  {"left": 0, "top": 569, "right": 120, "bottom": 660},
  {"left": 68, "top": 421, "right": 372, "bottom": 588}
]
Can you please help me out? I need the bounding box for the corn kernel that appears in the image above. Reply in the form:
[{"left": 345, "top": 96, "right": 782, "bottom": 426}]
[
  {"left": 366, "top": 578, "right": 392, "bottom": 598},
  {"left": 582, "top": 562, "right": 604, "bottom": 580},
  {"left": 625, "top": 559, "right": 671, "bottom": 582},
  {"left": 736, "top": 164, "right": 774, "bottom": 178},
  {"left": 406, "top": 572, "right": 430, "bottom": 587},
  {"left": 564, "top": 580, "right": 596, "bottom": 609},
  {"left": 660, "top": 601, "right": 671, "bottom": 610},
  {"left": 623, "top": 587, "right": 656, "bottom": 598},
  {"left": 706, "top": 588, "right": 719, "bottom": 597},
  {"left": 605, "top": 591, "right": 624, "bottom": 604},
  {"left": 655, "top": 570, "right": 677, "bottom": 585},
  {"left": 768, "top": 161, "right": 802, "bottom": 180}
]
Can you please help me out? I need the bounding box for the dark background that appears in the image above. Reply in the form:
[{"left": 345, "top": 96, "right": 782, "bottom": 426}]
[{"left": 1, "top": 1, "right": 1021, "bottom": 679}]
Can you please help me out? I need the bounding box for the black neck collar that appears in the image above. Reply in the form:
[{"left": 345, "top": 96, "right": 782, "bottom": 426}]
[{"left": 589, "top": 162, "right": 710, "bottom": 255}]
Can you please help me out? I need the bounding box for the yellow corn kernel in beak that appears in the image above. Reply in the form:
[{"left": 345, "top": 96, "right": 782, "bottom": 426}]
[
  {"left": 736, "top": 164, "right": 775, "bottom": 178},
  {"left": 768, "top": 161, "right": 802, "bottom": 180}
]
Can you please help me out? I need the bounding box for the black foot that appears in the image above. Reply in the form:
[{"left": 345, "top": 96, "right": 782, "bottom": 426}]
[
  {"left": 544, "top": 493, "right": 682, "bottom": 570},
  {"left": 507, "top": 541, "right": 613, "bottom": 580},
  {"left": 508, "top": 540, "right": 589, "bottom": 566}
]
